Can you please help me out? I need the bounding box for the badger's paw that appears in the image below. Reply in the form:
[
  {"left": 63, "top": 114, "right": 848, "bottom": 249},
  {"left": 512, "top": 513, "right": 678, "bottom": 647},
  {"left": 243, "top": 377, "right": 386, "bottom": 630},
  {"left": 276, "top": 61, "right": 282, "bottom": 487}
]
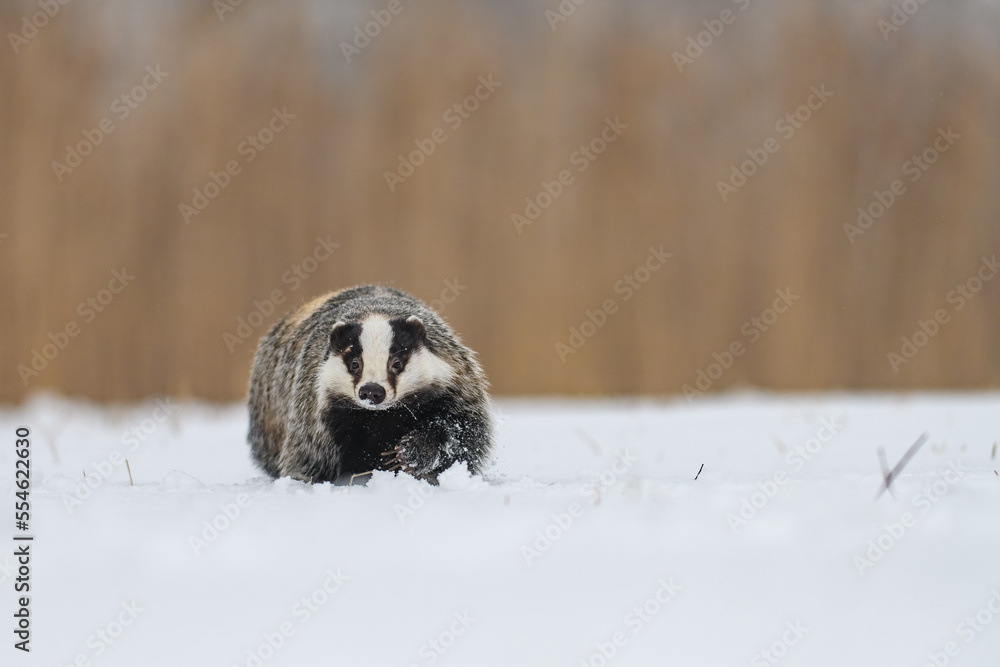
[{"left": 380, "top": 437, "right": 443, "bottom": 483}]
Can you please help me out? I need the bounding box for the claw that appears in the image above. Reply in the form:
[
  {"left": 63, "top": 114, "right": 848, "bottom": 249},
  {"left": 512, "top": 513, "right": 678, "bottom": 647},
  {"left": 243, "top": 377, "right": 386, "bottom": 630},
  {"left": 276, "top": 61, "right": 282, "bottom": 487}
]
[{"left": 381, "top": 444, "right": 411, "bottom": 474}]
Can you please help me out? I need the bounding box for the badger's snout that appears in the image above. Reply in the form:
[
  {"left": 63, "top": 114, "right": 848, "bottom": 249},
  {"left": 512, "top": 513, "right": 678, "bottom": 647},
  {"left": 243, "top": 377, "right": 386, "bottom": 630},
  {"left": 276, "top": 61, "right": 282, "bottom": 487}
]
[{"left": 358, "top": 382, "right": 386, "bottom": 406}]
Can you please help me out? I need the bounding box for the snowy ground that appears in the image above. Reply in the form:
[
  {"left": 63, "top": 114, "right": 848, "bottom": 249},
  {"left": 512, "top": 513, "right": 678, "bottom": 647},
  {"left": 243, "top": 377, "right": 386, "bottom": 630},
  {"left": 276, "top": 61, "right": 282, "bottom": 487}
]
[{"left": 0, "top": 392, "right": 998, "bottom": 667}]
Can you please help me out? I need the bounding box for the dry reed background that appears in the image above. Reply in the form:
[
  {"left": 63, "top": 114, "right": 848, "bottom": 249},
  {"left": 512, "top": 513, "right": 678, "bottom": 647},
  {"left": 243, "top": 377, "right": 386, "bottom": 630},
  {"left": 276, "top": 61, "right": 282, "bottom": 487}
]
[{"left": 1, "top": 0, "right": 998, "bottom": 403}]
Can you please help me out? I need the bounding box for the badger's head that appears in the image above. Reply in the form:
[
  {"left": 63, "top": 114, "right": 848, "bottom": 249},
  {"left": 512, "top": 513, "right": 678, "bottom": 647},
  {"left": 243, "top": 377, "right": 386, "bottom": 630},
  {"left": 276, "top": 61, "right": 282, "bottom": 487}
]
[{"left": 317, "top": 315, "right": 455, "bottom": 410}]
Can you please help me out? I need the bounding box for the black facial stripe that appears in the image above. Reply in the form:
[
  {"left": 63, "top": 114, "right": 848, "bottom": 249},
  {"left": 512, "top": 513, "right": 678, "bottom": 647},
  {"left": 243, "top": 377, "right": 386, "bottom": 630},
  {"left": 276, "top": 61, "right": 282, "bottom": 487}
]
[
  {"left": 330, "top": 322, "right": 363, "bottom": 385},
  {"left": 387, "top": 318, "right": 424, "bottom": 391},
  {"left": 389, "top": 319, "right": 420, "bottom": 350},
  {"left": 331, "top": 322, "right": 362, "bottom": 351},
  {"left": 384, "top": 353, "right": 410, "bottom": 392},
  {"left": 344, "top": 349, "right": 363, "bottom": 385}
]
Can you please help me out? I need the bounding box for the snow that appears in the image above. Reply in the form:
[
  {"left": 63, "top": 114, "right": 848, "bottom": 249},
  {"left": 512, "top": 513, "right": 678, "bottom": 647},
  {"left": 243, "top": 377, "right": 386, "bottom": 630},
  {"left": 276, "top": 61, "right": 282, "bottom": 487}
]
[{"left": 1, "top": 392, "right": 998, "bottom": 667}]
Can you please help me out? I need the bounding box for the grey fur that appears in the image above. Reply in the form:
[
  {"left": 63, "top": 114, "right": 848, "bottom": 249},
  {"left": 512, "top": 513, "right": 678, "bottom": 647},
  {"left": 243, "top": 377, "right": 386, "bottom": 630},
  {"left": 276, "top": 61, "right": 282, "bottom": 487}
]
[{"left": 247, "top": 285, "right": 494, "bottom": 484}]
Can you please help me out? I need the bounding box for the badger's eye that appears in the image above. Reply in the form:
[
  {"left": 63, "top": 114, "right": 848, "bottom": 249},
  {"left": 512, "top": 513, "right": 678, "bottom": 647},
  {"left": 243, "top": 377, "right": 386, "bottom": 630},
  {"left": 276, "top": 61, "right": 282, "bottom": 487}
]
[
  {"left": 349, "top": 358, "right": 361, "bottom": 372},
  {"left": 391, "top": 359, "right": 402, "bottom": 372}
]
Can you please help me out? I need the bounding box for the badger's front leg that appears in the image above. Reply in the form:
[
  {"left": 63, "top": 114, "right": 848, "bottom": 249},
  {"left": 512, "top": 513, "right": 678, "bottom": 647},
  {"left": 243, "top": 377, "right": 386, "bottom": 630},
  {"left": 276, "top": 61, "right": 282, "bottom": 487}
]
[
  {"left": 277, "top": 447, "right": 319, "bottom": 483},
  {"left": 277, "top": 432, "right": 338, "bottom": 484}
]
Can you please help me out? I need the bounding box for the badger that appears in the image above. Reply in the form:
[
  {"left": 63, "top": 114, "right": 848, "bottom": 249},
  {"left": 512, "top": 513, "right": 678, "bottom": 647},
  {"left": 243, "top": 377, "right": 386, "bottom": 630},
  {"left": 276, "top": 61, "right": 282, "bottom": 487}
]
[{"left": 247, "top": 285, "right": 494, "bottom": 484}]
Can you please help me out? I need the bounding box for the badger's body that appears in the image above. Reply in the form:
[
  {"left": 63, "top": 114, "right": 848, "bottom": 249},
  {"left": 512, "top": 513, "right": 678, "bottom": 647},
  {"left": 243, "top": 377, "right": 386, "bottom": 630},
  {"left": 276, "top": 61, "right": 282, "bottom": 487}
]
[{"left": 247, "top": 285, "right": 493, "bottom": 484}]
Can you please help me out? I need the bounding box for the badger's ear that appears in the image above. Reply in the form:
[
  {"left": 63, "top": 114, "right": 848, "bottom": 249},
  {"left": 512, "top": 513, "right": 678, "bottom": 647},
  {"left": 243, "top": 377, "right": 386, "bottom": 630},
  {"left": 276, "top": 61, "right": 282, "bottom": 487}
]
[
  {"left": 404, "top": 315, "right": 426, "bottom": 342},
  {"left": 330, "top": 321, "right": 358, "bottom": 352}
]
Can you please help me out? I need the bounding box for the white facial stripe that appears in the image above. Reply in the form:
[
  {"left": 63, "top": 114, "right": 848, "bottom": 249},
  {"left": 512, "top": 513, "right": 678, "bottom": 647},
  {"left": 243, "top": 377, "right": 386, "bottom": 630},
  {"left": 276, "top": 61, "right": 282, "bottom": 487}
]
[
  {"left": 316, "top": 354, "right": 355, "bottom": 405},
  {"left": 359, "top": 316, "right": 394, "bottom": 398},
  {"left": 396, "top": 347, "right": 455, "bottom": 397}
]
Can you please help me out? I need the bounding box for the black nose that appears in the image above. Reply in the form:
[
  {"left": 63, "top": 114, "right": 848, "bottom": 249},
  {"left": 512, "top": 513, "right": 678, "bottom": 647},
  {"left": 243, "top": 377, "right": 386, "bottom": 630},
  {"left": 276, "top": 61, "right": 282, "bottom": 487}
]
[{"left": 358, "top": 382, "right": 386, "bottom": 405}]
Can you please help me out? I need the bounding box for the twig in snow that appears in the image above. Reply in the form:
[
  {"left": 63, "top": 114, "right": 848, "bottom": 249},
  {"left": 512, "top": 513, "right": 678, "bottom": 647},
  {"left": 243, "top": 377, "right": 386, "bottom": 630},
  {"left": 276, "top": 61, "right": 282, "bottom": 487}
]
[
  {"left": 694, "top": 463, "right": 704, "bottom": 480},
  {"left": 877, "top": 432, "right": 928, "bottom": 499},
  {"left": 877, "top": 448, "right": 895, "bottom": 499},
  {"left": 349, "top": 471, "right": 373, "bottom": 486}
]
